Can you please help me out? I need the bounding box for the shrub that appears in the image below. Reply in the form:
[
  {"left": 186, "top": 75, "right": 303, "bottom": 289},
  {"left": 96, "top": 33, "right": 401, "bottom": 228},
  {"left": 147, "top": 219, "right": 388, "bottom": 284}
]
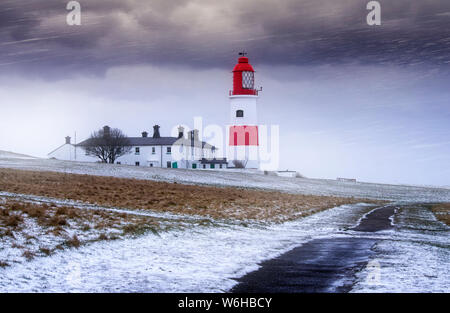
[
  {"left": 5, "top": 215, "right": 23, "bottom": 227},
  {"left": 22, "top": 250, "right": 35, "bottom": 261},
  {"left": 25, "top": 206, "right": 46, "bottom": 218},
  {"left": 39, "top": 247, "right": 52, "bottom": 256},
  {"left": 9, "top": 202, "right": 22, "bottom": 211},
  {"left": 48, "top": 216, "right": 67, "bottom": 226},
  {"left": 0, "top": 208, "right": 10, "bottom": 217},
  {"left": 232, "top": 160, "right": 247, "bottom": 168},
  {"left": 55, "top": 207, "right": 68, "bottom": 215},
  {"left": 66, "top": 235, "right": 81, "bottom": 248}
]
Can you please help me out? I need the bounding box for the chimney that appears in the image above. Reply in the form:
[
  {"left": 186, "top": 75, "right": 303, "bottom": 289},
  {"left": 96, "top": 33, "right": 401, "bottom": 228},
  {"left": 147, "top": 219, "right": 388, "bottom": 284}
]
[
  {"left": 178, "top": 126, "right": 184, "bottom": 139},
  {"left": 65, "top": 136, "right": 71, "bottom": 144},
  {"left": 193, "top": 129, "right": 199, "bottom": 141},
  {"left": 103, "top": 125, "right": 111, "bottom": 138},
  {"left": 153, "top": 125, "right": 161, "bottom": 138},
  {"left": 142, "top": 131, "right": 148, "bottom": 138}
]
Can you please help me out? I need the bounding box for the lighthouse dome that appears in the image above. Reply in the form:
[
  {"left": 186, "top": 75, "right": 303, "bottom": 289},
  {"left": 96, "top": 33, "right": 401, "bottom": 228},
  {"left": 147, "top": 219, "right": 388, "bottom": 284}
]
[
  {"left": 231, "top": 55, "right": 258, "bottom": 96},
  {"left": 232, "top": 57, "right": 255, "bottom": 72}
]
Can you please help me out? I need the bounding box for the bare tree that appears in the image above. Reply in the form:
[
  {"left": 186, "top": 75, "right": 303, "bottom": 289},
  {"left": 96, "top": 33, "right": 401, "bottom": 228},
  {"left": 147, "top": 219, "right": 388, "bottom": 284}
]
[{"left": 82, "top": 126, "right": 132, "bottom": 164}]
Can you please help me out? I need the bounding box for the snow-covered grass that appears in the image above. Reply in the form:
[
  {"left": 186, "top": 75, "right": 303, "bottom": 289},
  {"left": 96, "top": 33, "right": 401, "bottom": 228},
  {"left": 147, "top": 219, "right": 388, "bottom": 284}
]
[
  {"left": 1, "top": 157, "right": 450, "bottom": 202},
  {"left": 1, "top": 199, "right": 447, "bottom": 292},
  {"left": 351, "top": 205, "right": 450, "bottom": 293},
  {"left": 0, "top": 150, "right": 37, "bottom": 160},
  {"left": 0, "top": 203, "right": 377, "bottom": 292},
  {"left": 0, "top": 155, "right": 448, "bottom": 293},
  {"left": 0, "top": 190, "right": 251, "bottom": 268},
  {"left": 0, "top": 196, "right": 160, "bottom": 267}
]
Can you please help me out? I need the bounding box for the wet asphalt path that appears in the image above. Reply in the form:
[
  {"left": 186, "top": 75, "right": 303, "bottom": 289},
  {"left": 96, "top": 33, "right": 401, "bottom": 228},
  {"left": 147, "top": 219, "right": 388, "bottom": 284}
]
[
  {"left": 351, "top": 206, "right": 396, "bottom": 232},
  {"left": 231, "top": 205, "right": 397, "bottom": 293}
]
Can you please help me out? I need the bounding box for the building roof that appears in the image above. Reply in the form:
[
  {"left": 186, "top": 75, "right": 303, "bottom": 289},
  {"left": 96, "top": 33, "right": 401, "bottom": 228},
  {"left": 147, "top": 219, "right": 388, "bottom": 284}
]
[
  {"left": 77, "top": 137, "right": 215, "bottom": 149},
  {"left": 48, "top": 143, "right": 73, "bottom": 156}
]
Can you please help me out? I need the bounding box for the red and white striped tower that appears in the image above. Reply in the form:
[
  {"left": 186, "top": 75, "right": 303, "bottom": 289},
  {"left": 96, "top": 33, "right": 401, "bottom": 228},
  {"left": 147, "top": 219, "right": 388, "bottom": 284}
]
[{"left": 227, "top": 53, "right": 260, "bottom": 169}]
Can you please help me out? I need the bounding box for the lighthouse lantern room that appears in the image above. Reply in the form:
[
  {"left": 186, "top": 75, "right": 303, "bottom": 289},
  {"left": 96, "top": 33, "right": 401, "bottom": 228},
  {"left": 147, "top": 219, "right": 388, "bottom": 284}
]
[{"left": 228, "top": 53, "right": 260, "bottom": 169}]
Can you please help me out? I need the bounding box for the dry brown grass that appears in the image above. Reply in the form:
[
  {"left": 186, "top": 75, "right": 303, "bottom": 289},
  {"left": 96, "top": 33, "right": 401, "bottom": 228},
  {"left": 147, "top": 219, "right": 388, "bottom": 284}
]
[
  {"left": 0, "top": 168, "right": 383, "bottom": 222},
  {"left": 430, "top": 203, "right": 450, "bottom": 226},
  {"left": 0, "top": 229, "right": 14, "bottom": 238},
  {"left": 39, "top": 247, "right": 52, "bottom": 256},
  {"left": 0, "top": 200, "right": 158, "bottom": 234},
  {"left": 4, "top": 214, "right": 23, "bottom": 227},
  {"left": 0, "top": 199, "right": 161, "bottom": 266},
  {"left": 22, "top": 250, "right": 35, "bottom": 260},
  {"left": 65, "top": 235, "right": 81, "bottom": 248}
]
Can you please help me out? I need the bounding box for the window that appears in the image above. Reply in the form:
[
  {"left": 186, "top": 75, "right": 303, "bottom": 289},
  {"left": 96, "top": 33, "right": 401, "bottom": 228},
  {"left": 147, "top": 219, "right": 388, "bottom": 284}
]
[
  {"left": 167, "top": 161, "right": 172, "bottom": 168},
  {"left": 152, "top": 147, "right": 156, "bottom": 154},
  {"left": 135, "top": 162, "right": 140, "bottom": 166},
  {"left": 219, "top": 164, "right": 222, "bottom": 169},
  {"left": 236, "top": 110, "right": 244, "bottom": 118},
  {"left": 117, "top": 162, "right": 121, "bottom": 165},
  {"left": 203, "top": 164, "right": 206, "bottom": 169},
  {"left": 166, "top": 147, "right": 171, "bottom": 154},
  {"left": 210, "top": 164, "right": 215, "bottom": 169},
  {"left": 135, "top": 147, "right": 140, "bottom": 155},
  {"left": 150, "top": 163, "right": 153, "bottom": 167},
  {"left": 242, "top": 71, "right": 254, "bottom": 89},
  {"left": 192, "top": 164, "right": 197, "bottom": 169}
]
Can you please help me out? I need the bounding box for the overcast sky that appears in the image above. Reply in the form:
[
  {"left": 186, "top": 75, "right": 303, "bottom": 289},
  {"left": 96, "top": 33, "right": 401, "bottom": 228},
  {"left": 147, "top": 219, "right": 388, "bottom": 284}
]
[{"left": 0, "top": 0, "right": 449, "bottom": 186}]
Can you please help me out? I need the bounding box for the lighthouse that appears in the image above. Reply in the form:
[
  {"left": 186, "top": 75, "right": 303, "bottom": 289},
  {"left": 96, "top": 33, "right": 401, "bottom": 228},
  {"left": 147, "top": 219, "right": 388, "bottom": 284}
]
[{"left": 227, "top": 53, "right": 260, "bottom": 169}]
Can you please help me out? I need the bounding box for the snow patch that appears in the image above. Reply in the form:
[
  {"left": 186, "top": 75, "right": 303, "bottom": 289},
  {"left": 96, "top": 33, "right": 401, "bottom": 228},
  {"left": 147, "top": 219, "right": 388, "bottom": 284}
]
[{"left": 0, "top": 203, "right": 373, "bottom": 292}]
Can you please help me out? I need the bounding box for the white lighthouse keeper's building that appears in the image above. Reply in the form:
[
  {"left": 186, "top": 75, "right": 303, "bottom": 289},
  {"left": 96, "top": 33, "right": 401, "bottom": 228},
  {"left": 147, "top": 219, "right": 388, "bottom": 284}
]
[{"left": 227, "top": 53, "right": 260, "bottom": 169}]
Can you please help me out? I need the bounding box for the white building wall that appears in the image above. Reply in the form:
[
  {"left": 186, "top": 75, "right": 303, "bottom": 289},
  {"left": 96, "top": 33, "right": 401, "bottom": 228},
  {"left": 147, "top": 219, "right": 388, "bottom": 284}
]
[
  {"left": 229, "top": 95, "right": 258, "bottom": 126},
  {"left": 48, "top": 141, "right": 217, "bottom": 169},
  {"left": 48, "top": 144, "right": 75, "bottom": 161},
  {"left": 109, "top": 145, "right": 210, "bottom": 168},
  {"left": 228, "top": 95, "right": 260, "bottom": 169},
  {"left": 277, "top": 171, "right": 297, "bottom": 178},
  {"left": 48, "top": 144, "right": 97, "bottom": 162},
  {"left": 115, "top": 145, "right": 175, "bottom": 167}
]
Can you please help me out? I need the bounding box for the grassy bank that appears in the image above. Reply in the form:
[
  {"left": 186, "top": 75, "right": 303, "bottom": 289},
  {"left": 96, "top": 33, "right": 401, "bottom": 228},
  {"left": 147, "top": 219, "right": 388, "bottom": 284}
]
[
  {"left": 0, "top": 199, "right": 164, "bottom": 266},
  {"left": 0, "top": 168, "right": 382, "bottom": 222},
  {"left": 430, "top": 203, "right": 450, "bottom": 226}
]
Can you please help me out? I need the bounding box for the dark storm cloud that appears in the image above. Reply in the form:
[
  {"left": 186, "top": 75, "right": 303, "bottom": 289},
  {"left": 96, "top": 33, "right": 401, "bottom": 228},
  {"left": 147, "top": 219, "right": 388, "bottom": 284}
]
[{"left": 0, "top": 0, "right": 449, "bottom": 76}]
